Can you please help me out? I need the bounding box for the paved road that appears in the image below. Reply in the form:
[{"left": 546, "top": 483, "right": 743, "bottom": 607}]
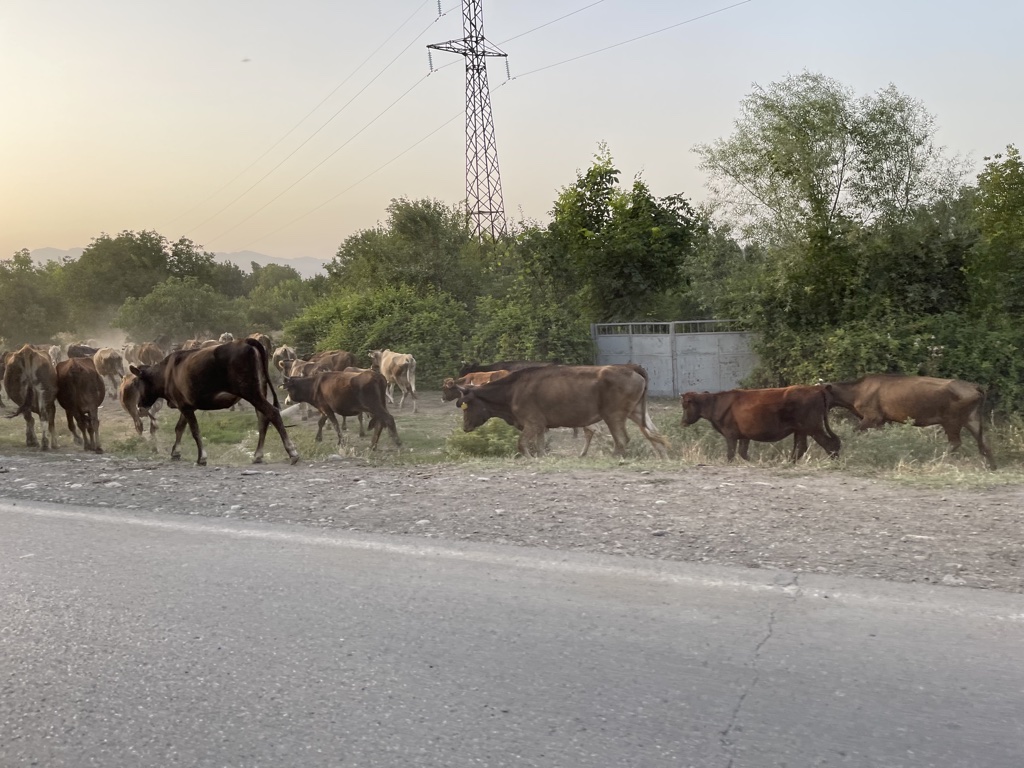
[{"left": 2, "top": 500, "right": 1022, "bottom": 768}]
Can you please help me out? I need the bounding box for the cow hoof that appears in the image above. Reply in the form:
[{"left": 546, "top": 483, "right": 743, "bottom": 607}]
[
  {"left": 196, "top": 458, "right": 208, "bottom": 467},
  {"left": 94, "top": 448, "right": 104, "bottom": 454},
  {"left": 252, "top": 456, "right": 264, "bottom": 464},
  {"left": 289, "top": 453, "right": 300, "bottom": 465},
  {"left": 171, "top": 454, "right": 182, "bottom": 461}
]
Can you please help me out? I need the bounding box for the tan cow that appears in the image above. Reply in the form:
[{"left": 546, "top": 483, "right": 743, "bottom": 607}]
[
  {"left": 247, "top": 333, "right": 273, "bottom": 357},
  {"left": 271, "top": 345, "right": 297, "bottom": 378},
  {"left": 369, "top": 348, "right": 417, "bottom": 413},
  {"left": 3, "top": 344, "right": 59, "bottom": 449},
  {"left": 119, "top": 372, "right": 162, "bottom": 438},
  {"left": 453, "top": 364, "right": 669, "bottom": 459},
  {"left": 92, "top": 347, "right": 126, "bottom": 392},
  {"left": 56, "top": 357, "right": 106, "bottom": 452},
  {"left": 441, "top": 370, "right": 510, "bottom": 402},
  {"left": 136, "top": 342, "right": 165, "bottom": 365},
  {"left": 824, "top": 374, "right": 995, "bottom": 469}
]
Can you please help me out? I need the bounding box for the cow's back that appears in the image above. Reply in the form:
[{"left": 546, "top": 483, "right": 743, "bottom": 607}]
[
  {"left": 853, "top": 375, "right": 983, "bottom": 423},
  {"left": 504, "top": 365, "right": 646, "bottom": 426},
  {"left": 56, "top": 358, "right": 105, "bottom": 410}
]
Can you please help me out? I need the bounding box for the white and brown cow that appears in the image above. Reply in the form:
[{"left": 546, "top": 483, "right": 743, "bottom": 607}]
[{"left": 369, "top": 348, "right": 418, "bottom": 413}]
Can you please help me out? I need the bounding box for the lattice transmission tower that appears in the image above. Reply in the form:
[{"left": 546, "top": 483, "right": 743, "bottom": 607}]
[{"left": 428, "top": 0, "right": 508, "bottom": 240}]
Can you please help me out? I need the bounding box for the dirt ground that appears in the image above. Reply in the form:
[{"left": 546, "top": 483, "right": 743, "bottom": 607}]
[{"left": 2, "top": 389, "right": 1022, "bottom": 594}]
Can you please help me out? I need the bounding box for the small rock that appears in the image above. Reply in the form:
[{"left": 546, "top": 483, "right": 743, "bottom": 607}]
[
  {"left": 941, "top": 574, "right": 967, "bottom": 586},
  {"left": 415, "top": 519, "right": 430, "bottom": 525},
  {"left": 651, "top": 530, "right": 668, "bottom": 537}
]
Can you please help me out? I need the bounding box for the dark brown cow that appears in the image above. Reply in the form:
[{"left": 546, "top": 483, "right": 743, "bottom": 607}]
[
  {"left": 66, "top": 344, "right": 99, "bottom": 359},
  {"left": 441, "top": 370, "right": 511, "bottom": 401},
  {"left": 129, "top": 338, "right": 299, "bottom": 466},
  {"left": 4, "top": 344, "right": 59, "bottom": 449},
  {"left": 457, "top": 359, "right": 555, "bottom": 378},
  {"left": 282, "top": 370, "right": 399, "bottom": 450},
  {"left": 280, "top": 364, "right": 364, "bottom": 435},
  {"left": 119, "top": 372, "right": 162, "bottom": 438},
  {"left": 823, "top": 374, "right": 995, "bottom": 469},
  {"left": 680, "top": 386, "right": 840, "bottom": 462},
  {"left": 453, "top": 364, "right": 669, "bottom": 458},
  {"left": 56, "top": 357, "right": 106, "bottom": 452}
]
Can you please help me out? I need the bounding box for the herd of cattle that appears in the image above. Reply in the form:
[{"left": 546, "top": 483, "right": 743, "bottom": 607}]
[{"left": 0, "top": 335, "right": 998, "bottom": 470}]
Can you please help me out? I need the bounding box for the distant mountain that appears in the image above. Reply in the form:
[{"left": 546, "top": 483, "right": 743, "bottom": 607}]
[
  {"left": 215, "top": 251, "right": 328, "bottom": 279},
  {"left": 29, "top": 247, "right": 328, "bottom": 279}
]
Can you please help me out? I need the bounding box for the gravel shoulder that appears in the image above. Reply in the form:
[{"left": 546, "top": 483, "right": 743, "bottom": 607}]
[{"left": 2, "top": 451, "right": 1021, "bottom": 593}]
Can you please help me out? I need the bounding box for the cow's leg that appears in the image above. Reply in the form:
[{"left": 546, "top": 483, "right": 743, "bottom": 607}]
[
  {"left": 42, "top": 401, "right": 57, "bottom": 450},
  {"left": 962, "top": 414, "right": 997, "bottom": 470},
  {"left": 578, "top": 427, "right": 596, "bottom": 458},
  {"left": 66, "top": 409, "right": 83, "bottom": 446},
  {"left": 941, "top": 424, "right": 964, "bottom": 454},
  {"left": 737, "top": 438, "right": 752, "bottom": 461},
  {"left": 357, "top": 413, "right": 365, "bottom": 437},
  {"left": 170, "top": 413, "right": 189, "bottom": 460},
  {"left": 89, "top": 409, "right": 102, "bottom": 453},
  {"left": 252, "top": 409, "right": 271, "bottom": 462},
  {"left": 324, "top": 411, "right": 343, "bottom": 445},
  {"left": 180, "top": 410, "right": 207, "bottom": 466},
  {"left": 811, "top": 430, "right": 841, "bottom": 459},
  {"left": 384, "top": 382, "right": 395, "bottom": 405},
  {"left": 248, "top": 397, "right": 299, "bottom": 464},
  {"left": 724, "top": 437, "right": 738, "bottom": 462},
  {"left": 791, "top": 434, "right": 809, "bottom": 462},
  {"left": 22, "top": 410, "right": 38, "bottom": 448}
]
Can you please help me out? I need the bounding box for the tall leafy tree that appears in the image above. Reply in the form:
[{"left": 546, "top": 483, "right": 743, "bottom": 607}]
[
  {"left": 115, "top": 277, "right": 242, "bottom": 341},
  {"left": 0, "top": 250, "right": 71, "bottom": 344},
  {"left": 968, "top": 145, "right": 1024, "bottom": 316}
]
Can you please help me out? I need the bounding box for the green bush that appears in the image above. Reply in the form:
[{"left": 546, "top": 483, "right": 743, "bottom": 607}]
[{"left": 444, "top": 419, "right": 520, "bottom": 458}]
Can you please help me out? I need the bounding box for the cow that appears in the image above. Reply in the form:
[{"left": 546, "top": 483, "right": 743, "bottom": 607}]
[
  {"left": 66, "top": 344, "right": 98, "bottom": 359},
  {"left": 441, "top": 370, "right": 511, "bottom": 401},
  {"left": 453, "top": 364, "right": 669, "bottom": 459},
  {"left": 823, "top": 374, "right": 995, "bottom": 469},
  {"left": 92, "top": 347, "right": 125, "bottom": 392},
  {"left": 55, "top": 357, "right": 106, "bottom": 452},
  {"left": 247, "top": 333, "right": 273, "bottom": 357},
  {"left": 129, "top": 338, "right": 299, "bottom": 466},
  {"left": 136, "top": 342, "right": 165, "bottom": 365},
  {"left": 458, "top": 359, "right": 556, "bottom": 378},
  {"left": 3, "top": 344, "right": 59, "bottom": 449},
  {"left": 218, "top": 332, "right": 235, "bottom": 343},
  {"left": 369, "top": 348, "right": 418, "bottom": 413},
  {"left": 119, "top": 372, "right": 162, "bottom": 438},
  {"left": 271, "top": 345, "right": 297, "bottom": 378},
  {"left": 48, "top": 345, "right": 64, "bottom": 367},
  {"left": 680, "top": 386, "right": 841, "bottom": 463},
  {"left": 282, "top": 369, "right": 399, "bottom": 450},
  {"left": 122, "top": 342, "right": 140, "bottom": 366},
  {"left": 308, "top": 349, "right": 358, "bottom": 371}
]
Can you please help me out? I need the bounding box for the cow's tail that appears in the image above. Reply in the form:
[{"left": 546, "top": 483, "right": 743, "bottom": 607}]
[
  {"left": 628, "top": 364, "right": 671, "bottom": 458},
  {"left": 246, "top": 337, "right": 280, "bottom": 410}
]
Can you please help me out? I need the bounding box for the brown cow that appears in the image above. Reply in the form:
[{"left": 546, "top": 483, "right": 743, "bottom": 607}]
[
  {"left": 247, "top": 332, "right": 273, "bottom": 357},
  {"left": 280, "top": 362, "right": 364, "bottom": 435},
  {"left": 282, "top": 370, "right": 399, "bottom": 450},
  {"left": 441, "top": 370, "right": 510, "bottom": 401},
  {"left": 369, "top": 349, "right": 418, "bottom": 413},
  {"left": 3, "top": 344, "right": 59, "bottom": 449},
  {"left": 457, "top": 359, "right": 556, "bottom": 377},
  {"left": 308, "top": 349, "right": 358, "bottom": 371},
  {"left": 453, "top": 364, "right": 669, "bottom": 459},
  {"left": 56, "top": 357, "right": 106, "bottom": 452},
  {"left": 136, "top": 342, "right": 165, "bottom": 365},
  {"left": 92, "top": 347, "right": 125, "bottom": 392},
  {"left": 66, "top": 343, "right": 99, "bottom": 359},
  {"left": 823, "top": 374, "right": 995, "bottom": 469},
  {"left": 119, "top": 372, "right": 162, "bottom": 438},
  {"left": 680, "top": 386, "right": 841, "bottom": 462},
  {"left": 129, "top": 338, "right": 299, "bottom": 466}
]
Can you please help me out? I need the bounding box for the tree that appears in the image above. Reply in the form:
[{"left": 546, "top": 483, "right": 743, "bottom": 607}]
[
  {"left": 694, "top": 72, "right": 966, "bottom": 246},
  {"left": 542, "top": 145, "right": 697, "bottom": 321},
  {"left": 115, "top": 277, "right": 242, "bottom": 341},
  {"left": 968, "top": 145, "right": 1024, "bottom": 315},
  {"left": 0, "top": 250, "right": 71, "bottom": 344},
  {"left": 326, "top": 197, "right": 484, "bottom": 305}
]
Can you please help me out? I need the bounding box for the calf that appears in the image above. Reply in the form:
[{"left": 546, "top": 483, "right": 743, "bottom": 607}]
[
  {"left": 119, "top": 372, "right": 162, "bottom": 438},
  {"left": 283, "top": 370, "right": 399, "bottom": 450},
  {"left": 129, "top": 338, "right": 298, "bottom": 466},
  {"left": 680, "top": 386, "right": 840, "bottom": 462},
  {"left": 823, "top": 374, "right": 995, "bottom": 469},
  {"left": 369, "top": 349, "right": 418, "bottom": 413},
  {"left": 92, "top": 347, "right": 126, "bottom": 392},
  {"left": 441, "top": 370, "right": 511, "bottom": 401},
  {"left": 3, "top": 344, "right": 59, "bottom": 449},
  {"left": 56, "top": 357, "right": 106, "bottom": 452}
]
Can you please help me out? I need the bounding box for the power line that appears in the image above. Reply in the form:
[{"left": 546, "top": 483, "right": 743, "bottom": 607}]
[
  {"left": 185, "top": 4, "right": 457, "bottom": 239},
  {"left": 165, "top": 0, "right": 434, "bottom": 230},
  {"left": 203, "top": 73, "right": 435, "bottom": 247},
  {"left": 497, "top": 0, "right": 607, "bottom": 45}
]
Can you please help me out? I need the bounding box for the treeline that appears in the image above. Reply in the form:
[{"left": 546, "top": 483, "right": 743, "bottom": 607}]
[{"left": 4, "top": 71, "right": 1022, "bottom": 408}]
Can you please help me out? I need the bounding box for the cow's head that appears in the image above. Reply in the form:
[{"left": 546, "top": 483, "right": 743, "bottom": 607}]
[
  {"left": 440, "top": 377, "right": 460, "bottom": 402},
  {"left": 367, "top": 349, "right": 383, "bottom": 370},
  {"left": 453, "top": 387, "right": 490, "bottom": 432},
  {"left": 128, "top": 364, "right": 160, "bottom": 409},
  {"left": 679, "top": 392, "right": 705, "bottom": 426}
]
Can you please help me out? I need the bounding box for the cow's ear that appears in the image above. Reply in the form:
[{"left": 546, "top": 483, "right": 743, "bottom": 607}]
[{"left": 129, "top": 365, "right": 142, "bottom": 376}]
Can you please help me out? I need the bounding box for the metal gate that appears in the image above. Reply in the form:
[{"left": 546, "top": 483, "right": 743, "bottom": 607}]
[{"left": 591, "top": 320, "right": 759, "bottom": 397}]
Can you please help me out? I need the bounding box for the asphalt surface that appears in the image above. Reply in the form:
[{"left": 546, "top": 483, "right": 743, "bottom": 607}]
[{"left": 2, "top": 499, "right": 1022, "bottom": 768}]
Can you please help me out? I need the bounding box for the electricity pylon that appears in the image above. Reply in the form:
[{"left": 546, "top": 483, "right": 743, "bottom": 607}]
[{"left": 428, "top": 0, "right": 508, "bottom": 240}]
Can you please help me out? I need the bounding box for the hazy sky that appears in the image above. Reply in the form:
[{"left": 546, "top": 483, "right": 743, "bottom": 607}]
[{"left": 3, "top": 0, "right": 1021, "bottom": 263}]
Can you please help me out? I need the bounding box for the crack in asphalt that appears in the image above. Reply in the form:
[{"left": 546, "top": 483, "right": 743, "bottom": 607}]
[{"left": 720, "top": 575, "right": 799, "bottom": 768}]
